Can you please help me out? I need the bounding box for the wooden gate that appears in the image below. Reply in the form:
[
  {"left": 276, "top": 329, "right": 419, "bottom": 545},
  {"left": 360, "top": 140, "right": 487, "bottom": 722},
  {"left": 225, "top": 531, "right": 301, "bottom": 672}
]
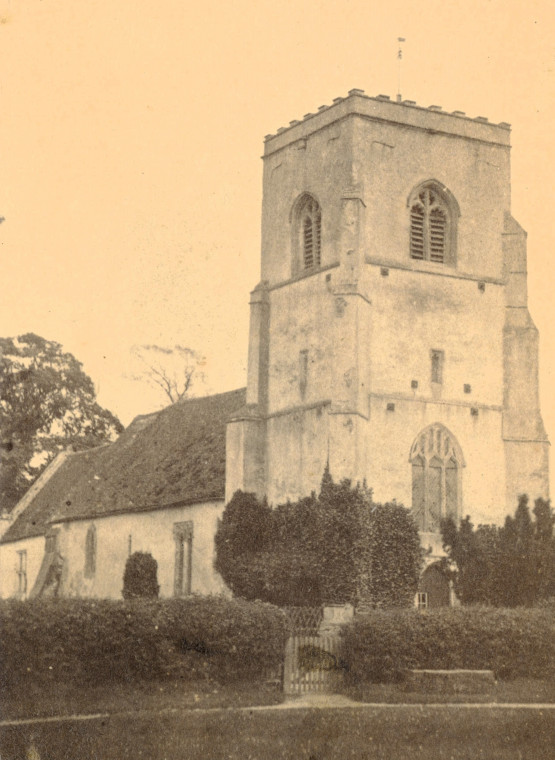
[{"left": 283, "top": 634, "right": 342, "bottom": 695}]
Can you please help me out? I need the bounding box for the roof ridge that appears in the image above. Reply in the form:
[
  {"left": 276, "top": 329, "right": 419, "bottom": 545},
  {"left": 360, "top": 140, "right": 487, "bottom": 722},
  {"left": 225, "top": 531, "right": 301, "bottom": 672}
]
[{"left": 1, "top": 387, "right": 247, "bottom": 544}]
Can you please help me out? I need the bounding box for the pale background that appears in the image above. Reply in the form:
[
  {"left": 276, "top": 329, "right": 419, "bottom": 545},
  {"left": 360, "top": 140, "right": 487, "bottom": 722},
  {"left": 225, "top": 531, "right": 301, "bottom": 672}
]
[{"left": 0, "top": 0, "right": 553, "bottom": 492}]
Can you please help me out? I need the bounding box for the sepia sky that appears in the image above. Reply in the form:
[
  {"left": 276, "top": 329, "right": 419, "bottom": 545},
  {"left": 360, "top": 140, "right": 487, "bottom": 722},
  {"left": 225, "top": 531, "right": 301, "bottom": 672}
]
[{"left": 0, "top": 0, "right": 553, "bottom": 487}]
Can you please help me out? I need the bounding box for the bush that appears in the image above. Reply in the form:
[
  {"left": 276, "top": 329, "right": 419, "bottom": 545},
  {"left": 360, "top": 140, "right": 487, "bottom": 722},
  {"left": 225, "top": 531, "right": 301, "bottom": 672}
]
[
  {"left": 122, "top": 551, "right": 160, "bottom": 599},
  {"left": 0, "top": 596, "right": 288, "bottom": 693},
  {"left": 340, "top": 606, "right": 555, "bottom": 683},
  {"left": 214, "top": 492, "right": 275, "bottom": 602},
  {"left": 215, "top": 472, "right": 422, "bottom": 608}
]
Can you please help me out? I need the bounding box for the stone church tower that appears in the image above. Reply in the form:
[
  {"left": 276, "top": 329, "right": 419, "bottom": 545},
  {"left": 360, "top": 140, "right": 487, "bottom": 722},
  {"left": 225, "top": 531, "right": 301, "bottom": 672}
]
[{"left": 226, "top": 90, "right": 549, "bottom": 553}]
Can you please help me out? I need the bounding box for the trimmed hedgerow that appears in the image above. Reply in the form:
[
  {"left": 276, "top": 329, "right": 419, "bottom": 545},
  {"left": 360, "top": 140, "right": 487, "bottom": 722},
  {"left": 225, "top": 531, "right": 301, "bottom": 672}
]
[
  {"left": 340, "top": 606, "right": 555, "bottom": 683},
  {"left": 0, "top": 598, "right": 168, "bottom": 690},
  {"left": 0, "top": 596, "right": 288, "bottom": 693},
  {"left": 152, "top": 596, "right": 289, "bottom": 681}
]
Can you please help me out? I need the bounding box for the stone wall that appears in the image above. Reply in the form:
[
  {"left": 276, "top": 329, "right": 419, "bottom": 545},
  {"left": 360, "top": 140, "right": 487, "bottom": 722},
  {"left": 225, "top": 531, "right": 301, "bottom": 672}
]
[{"left": 0, "top": 500, "right": 227, "bottom": 600}]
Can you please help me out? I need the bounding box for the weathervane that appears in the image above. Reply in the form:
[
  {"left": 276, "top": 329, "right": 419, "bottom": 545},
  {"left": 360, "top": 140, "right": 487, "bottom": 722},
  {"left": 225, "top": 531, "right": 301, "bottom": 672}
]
[{"left": 397, "top": 37, "right": 406, "bottom": 102}]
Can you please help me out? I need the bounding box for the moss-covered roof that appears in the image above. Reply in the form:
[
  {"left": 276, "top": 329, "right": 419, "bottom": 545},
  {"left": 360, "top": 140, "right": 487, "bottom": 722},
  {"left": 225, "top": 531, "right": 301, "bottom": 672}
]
[{"left": 2, "top": 388, "right": 246, "bottom": 544}]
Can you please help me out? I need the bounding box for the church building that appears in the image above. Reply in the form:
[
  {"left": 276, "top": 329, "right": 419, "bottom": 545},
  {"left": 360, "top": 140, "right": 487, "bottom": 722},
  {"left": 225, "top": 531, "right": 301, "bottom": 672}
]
[
  {"left": 227, "top": 89, "right": 549, "bottom": 549},
  {"left": 0, "top": 90, "right": 549, "bottom": 604}
]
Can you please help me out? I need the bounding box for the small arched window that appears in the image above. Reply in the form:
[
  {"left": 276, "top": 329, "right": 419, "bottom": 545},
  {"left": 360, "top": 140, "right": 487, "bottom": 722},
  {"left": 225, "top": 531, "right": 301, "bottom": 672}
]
[
  {"left": 408, "top": 182, "right": 457, "bottom": 265},
  {"left": 293, "top": 194, "right": 321, "bottom": 272},
  {"left": 84, "top": 524, "right": 96, "bottom": 578},
  {"left": 409, "top": 424, "right": 463, "bottom": 532}
]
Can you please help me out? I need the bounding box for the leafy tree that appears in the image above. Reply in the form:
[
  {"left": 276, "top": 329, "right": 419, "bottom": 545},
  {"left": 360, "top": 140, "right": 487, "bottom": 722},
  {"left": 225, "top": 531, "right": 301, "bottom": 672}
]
[
  {"left": 441, "top": 496, "right": 555, "bottom": 606},
  {"left": 533, "top": 497, "right": 555, "bottom": 600},
  {"left": 0, "top": 333, "right": 123, "bottom": 511},
  {"left": 122, "top": 552, "right": 160, "bottom": 599},
  {"left": 496, "top": 495, "right": 536, "bottom": 606},
  {"left": 214, "top": 471, "right": 423, "bottom": 608},
  {"left": 439, "top": 517, "right": 500, "bottom": 605},
  {"left": 128, "top": 344, "right": 206, "bottom": 404}
]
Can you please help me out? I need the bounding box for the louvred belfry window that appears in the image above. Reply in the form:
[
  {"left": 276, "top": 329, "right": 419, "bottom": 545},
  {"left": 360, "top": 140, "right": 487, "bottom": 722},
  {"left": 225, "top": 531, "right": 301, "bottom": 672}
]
[
  {"left": 303, "top": 216, "right": 314, "bottom": 268},
  {"left": 298, "top": 195, "right": 321, "bottom": 270},
  {"left": 409, "top": 185, "right": 453, "bottom": 264}
]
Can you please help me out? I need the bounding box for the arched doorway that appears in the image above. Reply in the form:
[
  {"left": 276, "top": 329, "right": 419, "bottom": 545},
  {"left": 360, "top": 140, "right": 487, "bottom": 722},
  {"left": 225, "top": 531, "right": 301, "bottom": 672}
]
[{"left": 417, "top": 562, "right": 451, "bottom": 609}]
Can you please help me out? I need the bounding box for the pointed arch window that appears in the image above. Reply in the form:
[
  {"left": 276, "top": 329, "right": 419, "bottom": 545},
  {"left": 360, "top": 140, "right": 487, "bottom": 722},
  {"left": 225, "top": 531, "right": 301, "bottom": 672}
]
[
  {"left": 293, "top": 194, "right": 322, "bottom": 272},
  {"left": 409, "top": 424, "right": 463, "bottom": 532},
  {"left": 84, "top": 524, "right": 97, "bottom": 578},
  {"left": 408, "top": 182, "right": 457, "bottom": 265}
]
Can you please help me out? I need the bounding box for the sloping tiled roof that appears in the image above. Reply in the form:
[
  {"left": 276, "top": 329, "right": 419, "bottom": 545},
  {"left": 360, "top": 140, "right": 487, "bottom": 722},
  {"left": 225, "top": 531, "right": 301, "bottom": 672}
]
[{"left": 2, "top": 388, "right": 246, "bottom": 544}]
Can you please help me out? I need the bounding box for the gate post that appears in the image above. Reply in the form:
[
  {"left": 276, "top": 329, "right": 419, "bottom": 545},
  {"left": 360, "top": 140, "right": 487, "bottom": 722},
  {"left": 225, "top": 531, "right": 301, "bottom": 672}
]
[
  {"left": 283, "top": 636, "right": 296, "bottom": 696},
  {"left": 318, "top": 603, "right": 354, "bottom": 634}
]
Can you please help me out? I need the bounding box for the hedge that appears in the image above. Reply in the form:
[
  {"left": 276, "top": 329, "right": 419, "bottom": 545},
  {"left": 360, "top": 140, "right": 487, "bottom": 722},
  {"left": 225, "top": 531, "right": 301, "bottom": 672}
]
[
  {"left": 0, "top": 596, "right": 288, "bottom": 692},
  {"left": 152, "top": 596, "right": 288, "bottom": 680},
  {"left": 340, "top": 606, "right": 555, "bottom": 683}
]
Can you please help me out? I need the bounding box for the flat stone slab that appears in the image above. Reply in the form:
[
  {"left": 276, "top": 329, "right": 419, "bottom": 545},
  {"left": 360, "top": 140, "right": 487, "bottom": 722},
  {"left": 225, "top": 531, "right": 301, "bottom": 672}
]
[{"left": 403, "top": 669, "right": 496, "bottom": 694}]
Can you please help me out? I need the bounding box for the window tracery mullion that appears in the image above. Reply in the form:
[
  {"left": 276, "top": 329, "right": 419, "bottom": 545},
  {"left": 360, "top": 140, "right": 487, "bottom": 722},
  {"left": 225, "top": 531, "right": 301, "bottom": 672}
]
[
  {"left": 423, "top": 459, "right": 429, "bottom": 532},
  {"left": 440, "top": 464, "right": 446, "bottom": 523}
]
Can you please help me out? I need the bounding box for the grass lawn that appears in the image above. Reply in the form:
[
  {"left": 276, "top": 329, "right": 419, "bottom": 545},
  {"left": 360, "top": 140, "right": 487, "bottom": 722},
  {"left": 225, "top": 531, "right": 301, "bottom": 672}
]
[
  {"left": 0, "top": 679, "right": 283, "bottom": 721},
  {"left": 1, "top": 704, "right": 554, "bottom": 759},
  {"left": 2, "top": 677, "right": 553, "bottom": 722},
  {"left": 342, "top": 677, "right": 555, "bottom": 705}
]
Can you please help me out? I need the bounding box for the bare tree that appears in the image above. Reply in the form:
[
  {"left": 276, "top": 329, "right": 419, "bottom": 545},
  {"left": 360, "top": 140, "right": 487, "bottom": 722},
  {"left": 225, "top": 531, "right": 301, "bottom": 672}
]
[{"left": 129, "top": 344, "right": 206, "bottom": 404}]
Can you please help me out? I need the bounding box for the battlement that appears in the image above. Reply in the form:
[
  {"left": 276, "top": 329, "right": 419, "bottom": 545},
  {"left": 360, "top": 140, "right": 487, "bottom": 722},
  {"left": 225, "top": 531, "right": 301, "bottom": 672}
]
[{"left": 263, "top": 89, "right": 511, "bottom": 156}]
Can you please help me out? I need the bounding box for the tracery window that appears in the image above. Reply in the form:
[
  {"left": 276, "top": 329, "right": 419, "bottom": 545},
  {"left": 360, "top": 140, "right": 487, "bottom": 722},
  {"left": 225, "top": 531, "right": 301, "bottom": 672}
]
[
  {"left": 410, "top": 424, "right": 463, "bottom": 532},
  {"left": 294, "top": 194, "right": 321, "bottom": 271},
  {"left": 409, "top": 182, "right": 457, "bottom": 265}
]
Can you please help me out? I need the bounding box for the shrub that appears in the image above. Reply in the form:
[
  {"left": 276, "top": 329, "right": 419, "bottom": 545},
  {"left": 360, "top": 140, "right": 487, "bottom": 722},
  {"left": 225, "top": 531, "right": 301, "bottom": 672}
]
[
  {"left": 340, "top": 606, "right": 555, "bottom": 683},
  {"left": 214, "top": 492, "right": 275, "bottom": 602},
  {"left": 122, "top": 551, "right": 160, "bottom": 599},
  {"left": 0, "top": 596, "right": 288, "bottom": 693},
  {"left": 215, "top": 471, "right": 422, "bottom": 608}
]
